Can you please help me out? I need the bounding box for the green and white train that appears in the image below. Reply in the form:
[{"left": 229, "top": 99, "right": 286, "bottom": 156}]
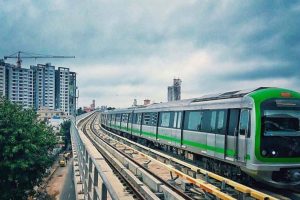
[{"left": 100, "top": 87, "right": 300, "bottom": 189}]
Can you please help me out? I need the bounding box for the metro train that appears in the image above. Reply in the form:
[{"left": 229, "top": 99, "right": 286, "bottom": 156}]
[{"left": 100, "top": 87, "right": 300, "bottom": 189}]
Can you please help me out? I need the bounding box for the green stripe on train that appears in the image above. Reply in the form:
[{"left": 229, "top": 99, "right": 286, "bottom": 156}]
[{"left": 109, "top": 125, "right": 250, "bottom": 160}]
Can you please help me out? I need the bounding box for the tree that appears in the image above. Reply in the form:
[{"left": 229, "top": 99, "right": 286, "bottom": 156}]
[
  {"left": 0, "top": 97, "right": 56, "bottom": 200},
  {"left": 60, "top": 120, "right": 71, "bottom": 149}
]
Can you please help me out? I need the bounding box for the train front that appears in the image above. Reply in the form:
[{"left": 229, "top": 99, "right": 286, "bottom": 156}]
[{"left": 250, "top": 88, "right": 300, "bottom": 189}]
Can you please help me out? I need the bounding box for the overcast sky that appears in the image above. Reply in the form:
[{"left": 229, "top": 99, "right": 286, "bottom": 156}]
[{"left": 1, "top": 1, "right": 300, "bottom": 108}]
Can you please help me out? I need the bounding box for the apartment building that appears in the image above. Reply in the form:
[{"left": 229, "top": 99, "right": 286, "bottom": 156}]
[
  {"left": 6, "top": 64, "right": 34, "bottom": 108},
  {"left": 55, "top": 67, "right": 70, "bottom": 115},
  {"left": 31, "top": 63, "right": 55, "bottom": 110}
]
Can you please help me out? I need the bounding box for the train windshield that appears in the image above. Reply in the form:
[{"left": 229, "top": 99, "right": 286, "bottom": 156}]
[{"left": 261, "top": 99, "right": 300, "bottom": 136}]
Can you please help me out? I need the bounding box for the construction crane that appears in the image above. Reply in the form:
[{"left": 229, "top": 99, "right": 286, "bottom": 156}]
[{"left": 4, "top": 51, "right": 75, "bottom": 67}]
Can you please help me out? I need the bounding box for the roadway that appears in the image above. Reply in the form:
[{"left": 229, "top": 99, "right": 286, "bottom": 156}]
[{"left": 60, "top": 158, "right": 76, "bottom": 200}]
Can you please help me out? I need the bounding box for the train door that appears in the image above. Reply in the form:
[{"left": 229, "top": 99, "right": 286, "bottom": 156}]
[
  {"left": 127, "top": 113, "right": 130, "bottom": 131},
  {"left": 225, "top": 109, "right": 240, "bottom": 160},
  {"left": 206, "top": 110, "right": 217, "bottom": 157},
  {"left": 171, "top": 111, "right": 182, "bottom": 147},
  {"left": 215, "top": 110, "right": 227, "bottom": 159},
  {"left": 237, "top": 109, "right": 250, "bottom": 162}
]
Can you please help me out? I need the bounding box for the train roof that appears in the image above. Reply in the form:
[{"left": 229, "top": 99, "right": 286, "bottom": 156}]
[
  {"left": 104, "top": 87, "right": 271, "bottom": 113},
  {"left": 141, "top": 87, "right": 269, "bottom": 109}
]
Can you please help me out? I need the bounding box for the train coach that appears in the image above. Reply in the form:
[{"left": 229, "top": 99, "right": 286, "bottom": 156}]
[{"left": 100, "top": 87, "right": 300, "bottom": 189}]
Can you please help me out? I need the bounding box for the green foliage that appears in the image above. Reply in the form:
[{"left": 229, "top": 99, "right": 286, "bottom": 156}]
[
  {"left": 60, "top": 120, "right": 71, "bottom": 149},
  {"left": 0, "top": 97, "right": 56, "bottom": 200}
]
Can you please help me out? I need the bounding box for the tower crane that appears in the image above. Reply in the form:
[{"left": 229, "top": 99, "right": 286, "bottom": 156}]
[{"left": 4, "top": 51, "right": 75, "bottom": 67}]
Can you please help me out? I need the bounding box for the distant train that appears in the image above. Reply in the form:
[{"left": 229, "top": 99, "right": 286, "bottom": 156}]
[{"left": 100, "top": 87, "right": 300, "bottom": 189}]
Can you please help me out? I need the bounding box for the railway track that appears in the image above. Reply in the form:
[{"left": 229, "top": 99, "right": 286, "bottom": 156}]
[
  {"left": 80, "top": 114, "right": 144, "bottom": 200},
  {"left": 79, "top": 112, "right": 282, "bottom": 200}
]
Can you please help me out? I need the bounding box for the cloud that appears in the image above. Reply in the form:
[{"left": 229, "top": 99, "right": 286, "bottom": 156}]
[{"left": 0, "top": 1, "right": 300, "bottom": 107}]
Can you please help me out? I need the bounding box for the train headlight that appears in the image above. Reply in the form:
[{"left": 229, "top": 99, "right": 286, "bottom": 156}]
[{"left": 262, "top": 149, "right": 277, "bottom": 157}]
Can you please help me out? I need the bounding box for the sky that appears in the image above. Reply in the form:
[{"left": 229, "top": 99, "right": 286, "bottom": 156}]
[{"left": 1, "top": 0, "right": 300, "bottom": 108}]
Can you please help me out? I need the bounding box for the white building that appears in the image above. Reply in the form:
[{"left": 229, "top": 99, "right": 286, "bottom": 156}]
[
  {"left": 6, "top": 64, "right": 34, "bottom": 108},
  {"left": 31, "top": 63, "right": 56, "bottom": 110},
  {"left": 55, "top": 67, "right": 70, "bottom": 115}
]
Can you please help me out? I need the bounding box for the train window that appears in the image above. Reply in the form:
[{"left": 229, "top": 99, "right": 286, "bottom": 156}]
[
  {"left": 137, "top": 113, "right": 142, "bottom": 124},
  {"left": 202, "top": 110, "right": 212, "bottom": 132},
  {"left": 171, "top": 111, "right": 182, "bottom": 129},
  {"left": 217, "top": 111, "right": 224, "bottom": 129},
  {"left": 143, "top": 113, "right": 151, "bottom": 125},
  {"left": 216, "top": 110, "right": 227, "bottom": 134},
  {"left": 177, "top": 112, "right": 182, "bottom": 128},
  {"left": 239, "top": 109, "right": 250, "bottom": 136},
  {"left": 122, "top": 113, "right": 128, "bottom": 123},
  {"left": 128, "top": 113, "right": 132, "bottom": 123},
  {"left": 150, "top": 112, "right": 158, "bottom": 126},
  {"left": 228, "top": 109, "right": 240, "bottom": 136},
  {"left": 185, "top": 111, "right": 203, "bottom": 131},
  {"left": 112, "top": 114, "right": 116, "bottom": 124},
  {"left": 116, "top": 114, "right": 121, "bottom": 122},
  {"left": 173, "top": 112, "right": 178, "bottom": 128},
  {"left": 132, "top": 114, "right": 137, "bottom": 124},
  {"left": 160, "top": 112, "right": 171, "bottom": 127},
  {"left": 210, "top": 111, "right": 217, "bottom": 132}
]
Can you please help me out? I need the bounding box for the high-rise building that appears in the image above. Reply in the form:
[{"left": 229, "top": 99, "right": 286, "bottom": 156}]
[
  {"left": 69, "top": 71, "right": 76, "bottom": 116},
  {"left": 55, "top": 67, "right": 70, "bottom": 115},
  {"left": 167, "top": 78, "right": 182, "bottom": 102},
  {"left": 6, "top": 64, "right": 34, "bottom": 108},
  {"left": 0, "top": 60, "right": 6, "bottom": 96},
  {"left": 167, "top": 86, "right": 173, "bottom": 102},
  {"left": 173, "top": 78, "right": 182, "bottom": 101},
  {"left": 31, "top": 63, "right": 55, "bottom": 110}
]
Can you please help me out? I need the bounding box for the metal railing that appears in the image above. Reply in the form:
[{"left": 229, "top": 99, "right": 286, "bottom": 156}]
[{"left": 71, "top": 113, "right": 120, "bottom": 200}]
